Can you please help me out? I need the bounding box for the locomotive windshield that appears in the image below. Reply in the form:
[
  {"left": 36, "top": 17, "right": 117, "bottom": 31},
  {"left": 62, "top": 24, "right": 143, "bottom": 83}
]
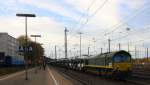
[{"left": 113, "top": 53, "right": 131, "bottom": 63}]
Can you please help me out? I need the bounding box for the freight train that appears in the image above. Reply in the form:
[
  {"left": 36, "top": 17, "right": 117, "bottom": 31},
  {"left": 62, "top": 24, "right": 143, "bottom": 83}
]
[{"left": 51, "top": 50, "right": 132, "bottom": 79}]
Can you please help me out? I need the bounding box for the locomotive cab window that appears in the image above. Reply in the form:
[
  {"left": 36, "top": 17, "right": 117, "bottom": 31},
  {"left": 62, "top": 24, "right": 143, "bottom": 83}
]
[{"left": 113, "top": 53, "right": 131, "bottom": 63}]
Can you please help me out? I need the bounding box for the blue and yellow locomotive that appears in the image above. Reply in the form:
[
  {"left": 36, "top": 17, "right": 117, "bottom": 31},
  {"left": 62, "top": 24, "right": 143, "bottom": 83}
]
[{"left": 83, "top": 50, "right": 132, "bottom": 79}]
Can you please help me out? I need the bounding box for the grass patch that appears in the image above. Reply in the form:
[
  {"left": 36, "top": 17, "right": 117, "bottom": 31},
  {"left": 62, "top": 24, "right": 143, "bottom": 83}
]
[{"left": 0, "top": 66, "right": 24, "bottom": 76}]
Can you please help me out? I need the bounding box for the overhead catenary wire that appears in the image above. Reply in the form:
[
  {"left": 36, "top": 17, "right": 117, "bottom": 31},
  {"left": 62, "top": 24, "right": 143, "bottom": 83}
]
[
  {"left": 78, "top": 26, "right": 150, "bottom": 55},
  {"left": 68, "top": 1, "right": 150, "bottom": 57},
  {"left": 104, "top": 2, "right": 150, "bottom": 36},
  {"left": 68, "top": 0, "right": 96, "bottom": 38},
  {"left": 106, "top": 25, "right": 150, "bottom": 45},
  {"left": 75, "top": 0, "right": 109, "bottom": 32},
  {"left": 67, "top": 0, "right": 96, "bottom": 46},
  {"left": 91, "top": 2, "right": 150, "bottom": 44},
  {"left": 68, "top": 0, "right": 109, "bottom": 51},
  {"left": 85, "top": 27, "right": 150, "bottom": 54},
  {"left": 68, "top": 0, "right": 109, "bottom": 41},
  {"left": 70, "top": 0, "right": 150, "bottom": 46},
  {"left": 126, "top": 36, "right": 150, "bottom": 45}
]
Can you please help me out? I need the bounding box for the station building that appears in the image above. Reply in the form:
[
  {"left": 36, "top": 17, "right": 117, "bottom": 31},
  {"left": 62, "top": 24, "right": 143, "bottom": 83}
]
[{"left": 0, "top": 33, "right": 24, "bottom": 65}]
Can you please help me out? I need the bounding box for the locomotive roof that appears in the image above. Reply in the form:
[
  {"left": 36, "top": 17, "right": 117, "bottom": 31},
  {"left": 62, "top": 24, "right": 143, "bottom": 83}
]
[{"left": 90, "top": 50, "right": 131, "bottom": 59}]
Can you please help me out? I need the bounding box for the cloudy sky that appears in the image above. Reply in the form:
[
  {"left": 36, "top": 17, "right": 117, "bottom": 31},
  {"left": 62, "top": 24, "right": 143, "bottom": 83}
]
[{"left": 0, "top": 0, "right": 150, "bottom": 58}]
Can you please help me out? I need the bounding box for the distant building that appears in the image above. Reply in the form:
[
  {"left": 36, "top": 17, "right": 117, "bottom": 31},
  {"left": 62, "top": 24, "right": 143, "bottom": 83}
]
[{"left": 0, "top": 33, "right": 24, "bottom": 65}]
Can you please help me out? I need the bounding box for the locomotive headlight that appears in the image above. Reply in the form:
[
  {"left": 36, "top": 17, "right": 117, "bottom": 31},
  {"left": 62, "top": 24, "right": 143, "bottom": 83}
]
[{"left": 109, "top": 63, "right": 112, "bottom": 67}]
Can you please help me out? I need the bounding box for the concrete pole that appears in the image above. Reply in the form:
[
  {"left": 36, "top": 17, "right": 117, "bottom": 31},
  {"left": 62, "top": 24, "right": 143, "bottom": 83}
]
[
  {"left": 135, "top": 45, "right": 137, "bottom": 63},
  {"left": 128, "top": 42, "right": 130, "bottom": 52},
  {"left": 55, "top": 45, "right": 57, "bottom": 60},
  {"left": 147, "top": 48, "right": 149, "bottom": 63},
  {"left": 58, "top": 48, "right": 61, "bottom": 59},
  {"left": 101, "top": 48, "right": 103, "bottom": 54},
  {"left": 88, "top": 47, "right": 90, "bottom": 57},
  {"left": 93, "top": 38, "right": 96, "bottom": 56},
  {"left": 119, "top": 43, "right": 121, "bottom": 51},
  {"left": 79, "top": 32, "right": 83, "bottom": 59},
  {"left": 73, "top": 48, "right": 76, "bottom": 58},
  {"left": 108, "top": 38, "right": 111, "bottom": 53},
  {"left": 64, "top": 28, "right": 68, "bottom": 59}
]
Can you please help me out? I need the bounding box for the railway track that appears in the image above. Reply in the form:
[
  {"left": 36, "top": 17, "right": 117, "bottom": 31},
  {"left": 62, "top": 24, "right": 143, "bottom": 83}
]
[
  {"left": 126, "top": 71, "right": 150, "bottom": 85},
  {"left": 52, "top": 67, "right": 91, "bottom": 85},
  {"left": 127, "top": 65, "right": 150, "bottom": 85},
  {"left": 50, "top": 66, "right": 145, "bottom": 85},
  {"left": 126, "top": 78, "right": 150, "bottom": 85}
]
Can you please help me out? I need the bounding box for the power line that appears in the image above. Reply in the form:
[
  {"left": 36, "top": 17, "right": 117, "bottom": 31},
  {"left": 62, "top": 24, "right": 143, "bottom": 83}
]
[
  {"left": 105, "top": 2, "right": 150, "bottom": 36},
  {"left": 119, "top": 36, "right": 150, "bottom": 45},
  {"left": 87, "top": 0, "right": 96, "bottom": 11},
  {"left": 111, "top": 26, "right": 150, "bottom": 42},
  {"left": 84, "top": 1, "right": 150, "bottom": 45},
  {"left": 68, "top": 0, "right": 109, "bottom": 42},
  {"left": 91, "top": 0, "right": 108, "bottom": 17},
  {"left": 69, "top": 1, "right": 150, "bottom": 54},
  {"left": 77, "top": 0, "right": 109, "bottom": 31},
  {"left": 130, "top": 37, "right": 150, "bottom": 44},
  {"left": 68, "top": 0, "right": 96, "bottom": 39}
]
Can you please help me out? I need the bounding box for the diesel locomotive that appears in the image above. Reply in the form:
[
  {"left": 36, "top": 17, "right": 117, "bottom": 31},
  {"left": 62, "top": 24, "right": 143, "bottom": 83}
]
[
  {"left": 51, "top": 50, "right": 132, "bottom": 79},
  {"left": 83, "top": 50, "right": 132, "bottom": 79}
]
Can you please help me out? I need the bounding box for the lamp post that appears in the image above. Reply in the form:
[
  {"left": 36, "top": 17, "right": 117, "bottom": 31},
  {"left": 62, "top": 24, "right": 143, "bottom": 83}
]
[
  {"left": 16, "top": 13, "right": 36, "bottom": 80},
  {"left": 30, "top": 35, "right": 41, "bottom": 73}
]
